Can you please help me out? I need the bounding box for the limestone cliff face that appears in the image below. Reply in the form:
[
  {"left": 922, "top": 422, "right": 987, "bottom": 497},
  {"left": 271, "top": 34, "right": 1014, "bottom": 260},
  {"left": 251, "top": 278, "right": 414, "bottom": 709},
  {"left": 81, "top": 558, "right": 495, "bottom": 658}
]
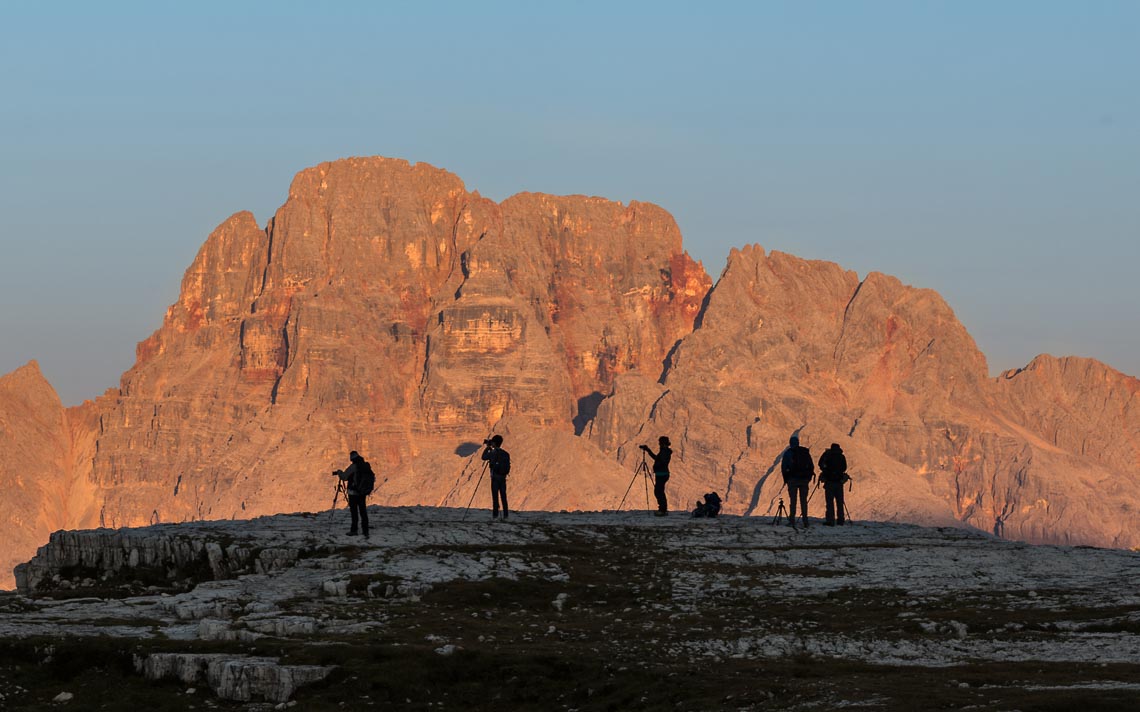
[
  {"left": 589, "top": 245, "right": 1140, "bottom": 548},
  {"left": 74, "top": 157, "right": 709, "bottom": 540},
  {"left": 2, "top": 156, "right": 1138, "bottom": 589}
]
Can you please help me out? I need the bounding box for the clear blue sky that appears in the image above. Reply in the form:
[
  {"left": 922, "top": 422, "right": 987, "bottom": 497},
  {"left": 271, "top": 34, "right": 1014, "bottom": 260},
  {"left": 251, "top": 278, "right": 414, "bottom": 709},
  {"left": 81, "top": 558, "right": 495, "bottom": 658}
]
[{"left": 1, "top": 1, "right": 1137, "bottom": 405}]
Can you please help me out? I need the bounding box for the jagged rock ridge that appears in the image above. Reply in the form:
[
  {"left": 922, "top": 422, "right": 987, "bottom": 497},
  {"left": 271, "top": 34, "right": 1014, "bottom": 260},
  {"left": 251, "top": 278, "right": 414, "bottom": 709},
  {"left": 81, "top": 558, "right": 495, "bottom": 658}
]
[{"left": 0, "top": 156, "right": 1137, "bottom": 588}]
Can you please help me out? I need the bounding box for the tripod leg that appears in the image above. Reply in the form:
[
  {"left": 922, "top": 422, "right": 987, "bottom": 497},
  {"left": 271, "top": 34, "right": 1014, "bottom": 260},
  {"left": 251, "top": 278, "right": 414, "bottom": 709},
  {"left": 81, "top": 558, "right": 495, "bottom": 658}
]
[
  {"left": 462, "top": 462, "right": 489, "bottom": 521},
  {"left": 328, "top": 482, "right": 343, "bottom": 532},
  {"left": 617, "top": 470, "right": 639, "bottom": 511},
  {"left": 643, "top": 465, "right": 652, "bottom": 517}
]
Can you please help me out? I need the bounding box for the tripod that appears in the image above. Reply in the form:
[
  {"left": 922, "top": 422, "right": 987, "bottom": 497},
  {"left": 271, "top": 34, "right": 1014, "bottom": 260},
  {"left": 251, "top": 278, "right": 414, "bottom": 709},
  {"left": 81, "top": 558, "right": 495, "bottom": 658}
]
[
  {"left": 843, "top": 500, "right": 853, "bottom": 526},
  {"left": 617, "top": 456, "right": 653, "bottom": 516},
  {"left": 327, "top": 479, "right": 347, "bottom": 532},
  {"left": 462, "top": 461, "right": 489, "bottom": 521},
  {"left": 771, "top": 497, "right": 790, "bottom": 526}
]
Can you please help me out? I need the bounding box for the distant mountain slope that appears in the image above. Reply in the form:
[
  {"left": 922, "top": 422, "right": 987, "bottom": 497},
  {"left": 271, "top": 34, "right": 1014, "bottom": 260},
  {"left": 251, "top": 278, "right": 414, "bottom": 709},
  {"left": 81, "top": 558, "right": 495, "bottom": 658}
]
[{"left": 1, "top": 156, "right": 1136, "bottom": 587}]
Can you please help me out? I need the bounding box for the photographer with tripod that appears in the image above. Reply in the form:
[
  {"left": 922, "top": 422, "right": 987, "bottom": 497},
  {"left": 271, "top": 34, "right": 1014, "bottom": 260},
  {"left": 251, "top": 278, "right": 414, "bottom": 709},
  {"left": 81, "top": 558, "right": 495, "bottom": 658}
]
[
  {"left": 481, "top": 435, "right": 511, "bottom": 521},
  {"left": 780, "top": 435, "right": 814, "bottom": 528},
  {"left": 818, "top": 443, "right": 850, "bottom": 526},
  {"left": 639, "top": 436, "right": 673, "bottom": 517},
  {"left": 332, "top": 450, "right": 375, "bottom": 538}
]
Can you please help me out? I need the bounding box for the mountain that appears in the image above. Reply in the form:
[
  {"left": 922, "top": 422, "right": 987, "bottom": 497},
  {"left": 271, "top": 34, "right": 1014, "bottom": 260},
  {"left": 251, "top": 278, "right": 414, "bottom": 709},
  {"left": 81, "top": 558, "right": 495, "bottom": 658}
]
[{"left": 1, "top": 156, "right": 1137, "bottom": 588}]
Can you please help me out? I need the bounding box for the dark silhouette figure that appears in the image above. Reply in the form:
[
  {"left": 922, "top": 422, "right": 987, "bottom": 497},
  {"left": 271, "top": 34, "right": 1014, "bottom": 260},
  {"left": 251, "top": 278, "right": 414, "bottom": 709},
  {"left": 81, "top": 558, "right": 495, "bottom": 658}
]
[
  {"left": 818, "top": 443, "right": 849, "bottom": 526},
  {"left": 781, "top": 435, "right": 814, "bottom": 527},
  {"left": 994, "top": 516, "right": 1005, "bottom": 538},
  {"left": 640, "top": 436, "right": 673, "bottom": 516},
  {"left": 482, "top": 435, "right": 511, "bottom": 520},
  {"left": 335, "top": 450, "right": 375, "bottom": 538},
  {"left": 692, "top": 491, "right": 722, "bottom": 518}
]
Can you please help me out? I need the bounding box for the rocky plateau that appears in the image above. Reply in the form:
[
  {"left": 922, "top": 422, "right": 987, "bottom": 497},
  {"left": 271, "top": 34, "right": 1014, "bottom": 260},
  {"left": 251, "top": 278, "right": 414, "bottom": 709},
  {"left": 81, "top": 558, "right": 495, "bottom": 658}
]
[{"left": 0, "top": 507, "right": 1137, "bottom": 709}]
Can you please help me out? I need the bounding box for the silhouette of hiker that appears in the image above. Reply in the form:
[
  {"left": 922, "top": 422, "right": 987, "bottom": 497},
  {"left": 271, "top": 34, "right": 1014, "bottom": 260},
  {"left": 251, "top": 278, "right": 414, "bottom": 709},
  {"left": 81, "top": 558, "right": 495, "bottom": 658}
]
[
  {"left": 818, "top": 443, "right": 849, "bottom": 526},
  {"left": 781, "top": 435, "right": 814, "bottom": 527},
  {"left": 994, "top": 516, "right": 1005, "bottom": 538},
  {"left": 482, "top": 435, "right": 511, "bottom": 520},
  {"left": 640, "top": 436, "right": 673, "bottom": 516},
  {"left": 335, "top": 450, "right": 375, "bottom": 538}
]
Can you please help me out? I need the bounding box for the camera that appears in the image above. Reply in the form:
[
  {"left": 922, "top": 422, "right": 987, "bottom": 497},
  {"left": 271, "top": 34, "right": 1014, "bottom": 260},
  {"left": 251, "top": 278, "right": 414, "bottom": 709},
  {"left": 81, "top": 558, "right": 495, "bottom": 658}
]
[
  {"left": 483, "top": 439, "right": 494, "bottom": 446},
  {"left": 332, "top": 469, "right": 344, "bottom": 477}
]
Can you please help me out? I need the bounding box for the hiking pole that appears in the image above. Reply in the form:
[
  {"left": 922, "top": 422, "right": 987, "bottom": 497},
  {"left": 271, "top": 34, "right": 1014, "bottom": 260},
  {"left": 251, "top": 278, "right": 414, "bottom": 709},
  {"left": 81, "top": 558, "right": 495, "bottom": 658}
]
[{"left": 462, "top": 461, "right": 489, "bottom": 521}]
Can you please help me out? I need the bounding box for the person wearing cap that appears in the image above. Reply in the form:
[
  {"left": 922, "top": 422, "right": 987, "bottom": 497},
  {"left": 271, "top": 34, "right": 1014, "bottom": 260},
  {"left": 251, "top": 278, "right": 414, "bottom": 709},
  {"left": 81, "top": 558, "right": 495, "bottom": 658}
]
[
  {"left": 780, "top": 435, "right": 815, "bottom": 527},
  {"left": 481, "top": 435, "right": 511, "bottom": 520},
  {"left": 639, "top": 436, "right": 673, "bottom": 516},
  {"left": 818, "top": 443, "right": 849, "bottom": 526}
]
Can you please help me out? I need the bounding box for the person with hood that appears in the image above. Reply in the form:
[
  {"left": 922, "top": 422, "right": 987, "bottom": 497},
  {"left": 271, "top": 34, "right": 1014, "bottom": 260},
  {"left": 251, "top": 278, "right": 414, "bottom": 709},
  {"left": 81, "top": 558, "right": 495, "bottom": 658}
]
[
  {"left": 639, "top": 436, "right": 673, "bottom": 516},
  {"left": 818, "top": 443, "right": 850, "bottom": 526},
  {"left": 780, "top": 435, "right": 814, "bottom": 527}
]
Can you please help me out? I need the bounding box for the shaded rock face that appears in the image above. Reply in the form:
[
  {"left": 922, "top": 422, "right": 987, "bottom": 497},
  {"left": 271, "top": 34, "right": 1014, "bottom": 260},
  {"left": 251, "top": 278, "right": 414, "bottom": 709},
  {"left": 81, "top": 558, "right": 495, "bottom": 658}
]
[{"left": 1, "top": 156, "right": 1138, "bottom": 588}]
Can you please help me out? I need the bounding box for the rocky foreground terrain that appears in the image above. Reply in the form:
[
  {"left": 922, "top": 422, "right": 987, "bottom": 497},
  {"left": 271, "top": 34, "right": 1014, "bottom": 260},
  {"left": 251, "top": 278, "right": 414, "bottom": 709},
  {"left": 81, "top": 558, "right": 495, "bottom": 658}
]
[
  {"left": 2, "top": 155, "right": 1139, "bottom": 590},
  {"left": 0, "top": 506, "right": 1137, "bottom": 710}
]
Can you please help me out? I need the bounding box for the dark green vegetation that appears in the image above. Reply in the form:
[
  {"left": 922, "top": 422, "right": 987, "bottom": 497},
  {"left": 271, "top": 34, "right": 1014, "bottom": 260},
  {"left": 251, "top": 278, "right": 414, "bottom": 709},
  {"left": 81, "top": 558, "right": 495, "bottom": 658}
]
[{"left": 1, "top": 523, "right": 1137, "bottom": 710}]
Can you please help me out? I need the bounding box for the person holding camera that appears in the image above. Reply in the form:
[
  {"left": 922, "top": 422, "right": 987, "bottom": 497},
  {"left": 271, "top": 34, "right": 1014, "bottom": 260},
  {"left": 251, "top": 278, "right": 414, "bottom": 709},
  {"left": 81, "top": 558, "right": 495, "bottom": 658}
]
[
  {"left": 818, "top": 443, "right": 849, "bottom": 526},
  {"left": 481, "top": 435, "right": 511, "bottom": 520},
  {"left": 639, "top": 436, "right": 673, "bottom": 517},
  {"left": 781, "top": 435, "right": 814, "bottom": 527},
  {"left": 334, "top": 450, "right": 375, "bottom": 538}
]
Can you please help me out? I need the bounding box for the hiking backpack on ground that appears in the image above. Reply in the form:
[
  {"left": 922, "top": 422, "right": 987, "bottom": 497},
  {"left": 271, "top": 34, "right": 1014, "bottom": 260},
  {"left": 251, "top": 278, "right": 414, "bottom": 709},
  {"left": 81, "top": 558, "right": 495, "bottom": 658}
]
[{"left": 692, "top": 491, "right": 722, "bottom": 518}]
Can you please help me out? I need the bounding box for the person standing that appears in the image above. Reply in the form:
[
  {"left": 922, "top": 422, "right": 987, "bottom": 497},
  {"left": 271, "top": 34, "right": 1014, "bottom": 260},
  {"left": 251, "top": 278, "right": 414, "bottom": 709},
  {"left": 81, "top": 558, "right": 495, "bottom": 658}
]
[
  {"left": 335, "top": 450, "right": 375, "bottom": 538},
  {"left": 817, "top": 443, "right": 849, "bottom": 526},
  {"left": 481, "top": 435, "right": 511, "bottom": 520},
  {"left": 781, "top": 435, "right": 814, "bottom": 527},
  {"left": 639, "top": 436, "right": 673, "bottom": 517}
]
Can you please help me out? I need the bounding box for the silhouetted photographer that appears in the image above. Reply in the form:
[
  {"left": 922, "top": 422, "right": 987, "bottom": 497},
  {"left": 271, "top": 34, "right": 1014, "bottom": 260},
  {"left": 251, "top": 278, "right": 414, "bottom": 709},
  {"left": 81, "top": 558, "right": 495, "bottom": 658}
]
[
  {"left": 818, "top": 443, "right": 849, "bottom": 526},
  {"left": 639, "top": 436, "right": 673, "bottom": 517},
  {"left": 333, "top": 450, "right": 375, "bottom": 538},
  {"left": 481, "top": 435, "right": 511, "bottom": 521},
  {"left": 780, "top": 435, "right": 814, "bottom": 528}
]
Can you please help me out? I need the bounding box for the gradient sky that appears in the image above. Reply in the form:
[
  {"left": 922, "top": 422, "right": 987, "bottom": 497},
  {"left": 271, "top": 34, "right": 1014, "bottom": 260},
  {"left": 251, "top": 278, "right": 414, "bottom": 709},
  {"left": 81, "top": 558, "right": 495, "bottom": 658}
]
[{"left": 1, "top": 1, "right": 1137, "bottom": 405}]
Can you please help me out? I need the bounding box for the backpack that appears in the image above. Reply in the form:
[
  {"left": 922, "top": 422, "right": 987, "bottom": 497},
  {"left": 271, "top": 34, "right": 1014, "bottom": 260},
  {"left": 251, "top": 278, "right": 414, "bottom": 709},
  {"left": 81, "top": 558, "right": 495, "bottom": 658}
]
[
  {"left": 820, "top": 450, "right": 847, "bottom": 483},
  {"left": 492, "top": 449, "right": 511, "bottom": 477},
  {"left": 785, "top": 446, "right": 814, "bottom": 480},
  {"left": 356, "top": 460, "right": 376, "bottom": 496},
  {"left": 692, "top": 491, "right": 722, "bottom": 518}
]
